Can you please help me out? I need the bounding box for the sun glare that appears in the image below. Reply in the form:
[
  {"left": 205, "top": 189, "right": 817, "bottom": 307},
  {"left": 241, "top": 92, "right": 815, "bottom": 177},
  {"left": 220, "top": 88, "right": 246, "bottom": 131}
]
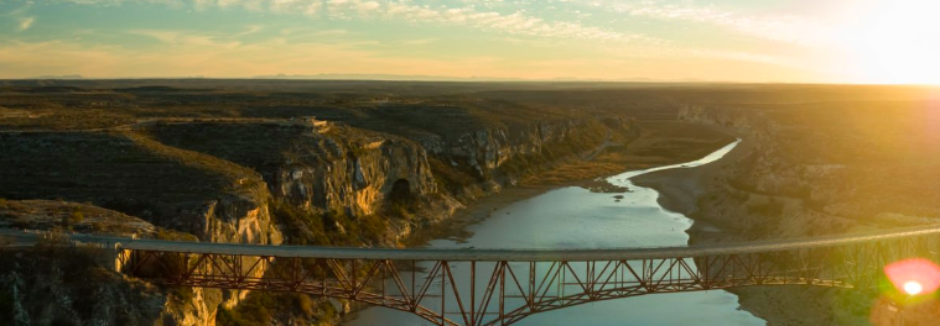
[
  {"left": 884, "top": 259, "right": 940, "bottom": 298},
  {"left": 839, "top": 0, "right": 940, "bottom": 84},
  {"left": 903, "top": 281, "right": 924, "bottom": 295}
]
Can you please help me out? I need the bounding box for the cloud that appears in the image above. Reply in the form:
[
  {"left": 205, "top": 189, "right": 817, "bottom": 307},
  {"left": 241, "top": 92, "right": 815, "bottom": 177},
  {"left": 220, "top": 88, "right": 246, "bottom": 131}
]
[
  {"left": 0, "top": 35, "right": 520, "bottom": 79},
  {"left": 55, "top": 0, "right": 143, "bottom": 4},
  {"left": 689, "top": 49, "right": 794, "bottom": 67},
  {"left": 313, "top": 29, "right": 347, "bottom": 36},
  {"left": 382, "top": 2, "right": 658, "bottom": 44},
  {"left": 17, "top": 17, "right": 34, "bottom": 31},
  {"left": 47, "top": 0, "right": 831, "bottom": 47},
  {"left": 232, "top": 24, "right": 264, "bottom": 38},
  {"left": 54, "top": 0, "right": 658, "bottom": 45},
  {"left": 0, "top": 27, "right": 816, "bottom": 82},
  {"left": 573, "top": 0, "right": 833, "bottom": 46},
  {"left": 129, "top": 29, "right": 182, "bottom": 43},
  {"left": 3, "top": 2, "right": 33, "bottom": 17},
  {"left": 15, "top": 0, "right": 814, "bottom": 79},
  {"left": 399, "top": 38, "right": 437, "bottom": 45}
]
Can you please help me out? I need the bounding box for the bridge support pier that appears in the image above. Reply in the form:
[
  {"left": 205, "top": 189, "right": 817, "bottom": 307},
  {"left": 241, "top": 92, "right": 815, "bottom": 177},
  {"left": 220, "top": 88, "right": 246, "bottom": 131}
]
[{"left": 109, "top": 243, "right": 124, "bottom": 272}]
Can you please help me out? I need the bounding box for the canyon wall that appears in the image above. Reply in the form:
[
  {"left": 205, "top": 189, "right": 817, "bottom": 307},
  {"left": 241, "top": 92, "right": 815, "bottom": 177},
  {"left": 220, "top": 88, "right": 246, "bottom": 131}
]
[
  {"left": 678, "top": 106, "right": 865, "bottom": 239},
  {"left": 0, "top": 131, "right": 284, "bottom": 325},
  {"left": 0, "top": 111, "right": 637, "bottom": 325},
  {"left": 677, "top": 103, "right": 940, "bottom": 326}
]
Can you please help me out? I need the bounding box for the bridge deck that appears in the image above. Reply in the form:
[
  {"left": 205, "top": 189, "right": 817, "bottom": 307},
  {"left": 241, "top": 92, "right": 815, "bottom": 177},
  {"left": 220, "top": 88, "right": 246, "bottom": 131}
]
[{"left": 5, "top": 224, "right": 940, "bottom": 260}]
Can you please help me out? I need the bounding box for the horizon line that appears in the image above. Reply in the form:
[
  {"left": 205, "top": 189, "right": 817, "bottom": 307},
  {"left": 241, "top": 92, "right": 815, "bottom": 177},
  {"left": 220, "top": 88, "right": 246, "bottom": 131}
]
[{"left": 2, "top": 76, "right": 938, "bottom": 87}]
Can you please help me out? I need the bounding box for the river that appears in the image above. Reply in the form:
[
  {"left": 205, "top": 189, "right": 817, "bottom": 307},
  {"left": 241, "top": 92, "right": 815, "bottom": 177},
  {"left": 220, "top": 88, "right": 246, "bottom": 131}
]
[{"left": 348, "top": 139, "right": 765, "bottom": 326}]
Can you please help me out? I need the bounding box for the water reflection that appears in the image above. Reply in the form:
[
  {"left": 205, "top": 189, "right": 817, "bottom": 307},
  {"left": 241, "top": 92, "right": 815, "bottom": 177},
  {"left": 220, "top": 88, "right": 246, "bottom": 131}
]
[{"left": 349, "top": 140, "right": 763, "bottom": 326}]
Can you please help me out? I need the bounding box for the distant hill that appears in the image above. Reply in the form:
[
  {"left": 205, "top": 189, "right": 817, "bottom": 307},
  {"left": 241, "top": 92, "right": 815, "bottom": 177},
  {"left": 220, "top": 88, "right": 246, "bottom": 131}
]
[
  {"left": 252, "top": 73, "right": 526, "bottom": 82},
  {"left": 34, "top": 74, "right": 84, "bottom": 79}
]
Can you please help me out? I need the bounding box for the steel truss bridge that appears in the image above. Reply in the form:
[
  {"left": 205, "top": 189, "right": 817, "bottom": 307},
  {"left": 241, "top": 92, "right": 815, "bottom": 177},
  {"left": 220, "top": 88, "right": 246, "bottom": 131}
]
[{"left": 27, "top": 226, "right": 940, "bottom": 326}]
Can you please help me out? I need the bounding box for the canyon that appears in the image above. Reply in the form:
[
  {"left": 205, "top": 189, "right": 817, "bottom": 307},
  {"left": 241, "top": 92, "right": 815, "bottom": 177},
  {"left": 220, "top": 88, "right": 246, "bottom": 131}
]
[{"left": 2, "top": 81, "right": 939, "bottom": 325}]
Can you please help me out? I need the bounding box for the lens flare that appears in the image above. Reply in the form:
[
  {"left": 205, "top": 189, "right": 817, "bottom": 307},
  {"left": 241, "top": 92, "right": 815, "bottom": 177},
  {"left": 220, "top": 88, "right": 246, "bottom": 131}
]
[
  {"left": 903, "top": 281, "right": 923, "bottom": 295},
  {"left": 884, "top": 259, "right": 940, "bottom": 296}
]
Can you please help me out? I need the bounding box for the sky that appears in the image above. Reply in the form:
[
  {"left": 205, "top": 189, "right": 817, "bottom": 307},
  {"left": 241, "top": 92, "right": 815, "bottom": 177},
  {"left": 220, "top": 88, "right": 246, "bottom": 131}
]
[{"left": 1, "top": 0, "right": 939, "bottom": 83}]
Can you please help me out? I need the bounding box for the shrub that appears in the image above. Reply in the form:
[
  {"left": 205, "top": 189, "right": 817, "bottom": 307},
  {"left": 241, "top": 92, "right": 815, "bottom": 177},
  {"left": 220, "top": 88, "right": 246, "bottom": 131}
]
[
  {"left": 271, "top": 199, "right": 329, "bottom": 245},
  {"left": 169, "top": 287, "right": 194, "bottom": 304},
  {"left": 91, "top": 222, "right": 108, "bottom": 233},
  {"left": 747, "top": 198, "right": 785, "bottom": 217},
  {"left": 217, "top": 292, "right": 328, "bottom": 326},
  {"left": 317, "top": 300, "right": 337, "bottom": 321},
  {"left": 70, "top": 210, "right": 84, "bottom": 224}
]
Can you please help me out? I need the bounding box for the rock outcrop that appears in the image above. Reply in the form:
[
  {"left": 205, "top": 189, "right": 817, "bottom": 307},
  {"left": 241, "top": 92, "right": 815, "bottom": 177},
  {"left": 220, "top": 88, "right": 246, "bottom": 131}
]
[
  {"left": 676, "top": 99, "right": 940, "bottom": 326},
  {"left": 677, "top": 106, "right": 861, "bottom": 238},
  {"left": 0, "top": 132, "right": 283, "bottom": 325},
  {"left": 0, "top": 91, "right": 638, "bottom": 325},
  {"left": 419, "top": 117, "right": 638, "bottom": 202},
  {"left": 145, "top": 121, "right": 448, "bottom": 230}
]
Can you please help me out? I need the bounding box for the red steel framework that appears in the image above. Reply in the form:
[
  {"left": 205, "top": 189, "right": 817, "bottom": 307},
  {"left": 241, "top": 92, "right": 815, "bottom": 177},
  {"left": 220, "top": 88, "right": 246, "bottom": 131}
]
[{"left": 115, "top": 232, "right": 940, "bottom": 326}]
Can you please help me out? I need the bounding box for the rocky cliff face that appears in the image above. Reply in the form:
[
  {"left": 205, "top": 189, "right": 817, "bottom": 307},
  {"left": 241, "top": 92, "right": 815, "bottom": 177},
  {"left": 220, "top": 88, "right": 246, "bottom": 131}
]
[
  {"left": 0, "top": 249, "right": 166, "bottom": 326},
  {"left": 420, "top": 117, "right": 636, "bottom": 201},
  {"left": 268, "top": 130, "right": 440, "bottom": 219},
  {"left": 679, "top": 104, "right": 940, "bottom": 240},
  {"left": 677, "top": 96, "right": 940, "bottom": 326},
  {"left": 677, "top": 106, "right": 860, "bottom": 238},
  {"left": 1, "top": 109, "right": 636, "bottom": 325},
  {"left": 0, "top": 199, "right": 230, "bottom": 326},
  {"left": 0, "top": 247, "right": 236, "bottom": 326},
  {"left": 0, "top": 131, "right": 283, "bottom": 326},
  {"left": 121, "top": 131, "right": 284, "bottom": 246},
  {"left": 434, "top": 120, "right": 581, "bottom": 178},
  {"left": 147, "top": 115, "right": 636, "bottom": 235},
  {"left": 0, "top": 131, "right": 282, "bottom": 246},
  {"left": 139, "top": 114, "right": 636, "bottom": 324},
  {"left": 145, "top": 121, "right": 450, "bottom": 233}
]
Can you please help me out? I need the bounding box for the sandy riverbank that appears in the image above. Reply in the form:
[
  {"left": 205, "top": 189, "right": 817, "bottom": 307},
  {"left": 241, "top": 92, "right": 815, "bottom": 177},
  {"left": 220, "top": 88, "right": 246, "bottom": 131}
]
[{"left": 630, "top": 132, "right": 752, "bottom": 243}]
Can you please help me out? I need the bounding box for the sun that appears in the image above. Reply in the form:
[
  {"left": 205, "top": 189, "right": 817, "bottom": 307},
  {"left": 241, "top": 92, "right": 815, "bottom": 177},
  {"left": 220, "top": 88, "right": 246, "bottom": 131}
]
[{"left": 838, "top": 0, "right": 940, "bottom": 84}]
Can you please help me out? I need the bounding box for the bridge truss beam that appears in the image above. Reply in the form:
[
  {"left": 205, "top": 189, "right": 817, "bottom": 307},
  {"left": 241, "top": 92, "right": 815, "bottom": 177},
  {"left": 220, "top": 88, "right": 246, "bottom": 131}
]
[{"left": 117, "top": 234, "right": 940, "bottom": 326}]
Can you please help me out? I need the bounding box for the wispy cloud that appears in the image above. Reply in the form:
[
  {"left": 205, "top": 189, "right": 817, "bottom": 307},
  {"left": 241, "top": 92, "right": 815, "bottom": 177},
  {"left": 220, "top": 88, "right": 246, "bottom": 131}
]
[
  {"left": 128, "top": 29, "right": 239, "bottom": 48},
  {"left": 17, "top": 17, "right": 35, "bottom": 31},
  {"left": 129, "top": 29, "right": 182, "bottom": 43},
  {"left": 377, "top": 2, "right": 657, "bottom": 44},
  {"left": 0, "top": 35, "right": 518, "bottom": 79},
  {"left": 56, "top": 0, "right": 659, "bottom": 45},
  {"left": 574, "top": 0, "right": 833, "bottom": 46},
  {"left": 6, "top": 0, "right": 827, "bottom": 80},
  {"left": 399, "top": 38, "right": 437, "bottom": 45},
  {"left": 3, "top": 2, "right": 32, "bottom": 16},
  {"left": 232, "top": 24, "right": 264, "bottom": 38}
]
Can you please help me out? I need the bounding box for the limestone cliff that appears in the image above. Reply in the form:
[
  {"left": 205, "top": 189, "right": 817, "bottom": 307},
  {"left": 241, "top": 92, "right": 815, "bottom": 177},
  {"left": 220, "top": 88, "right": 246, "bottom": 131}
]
[
  {"left": 676, "top": 100, "right": 940, "bottom": 326},
  {"left": 0, "top": 132, "right": 283, "bottom": 325},
  {"left": 0, "top": 131, "right": 282, "bottom": 246},
  {"left": 420, "top": 117, "right": 637, "bottom": 201},
  {"left": 121, "top": 131, "right": 283, "bottom": 246},
  {"left": 143, "top": 113, "right": 637, "bottom": 236},
  {"left": 677, "top": 106, "right": 862, "bottom": 238},
  {"left": 1, "top": 111, "right": 637, "bottom": 325},
  {"left": 0, "top": 199, "right": 224, "bottom": 326},
  {"left": 145, "top": 120, "right": 454, "bottom": 245},
  {"left": 680, "top": 104, "right": 940, "bottom": 241}
]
